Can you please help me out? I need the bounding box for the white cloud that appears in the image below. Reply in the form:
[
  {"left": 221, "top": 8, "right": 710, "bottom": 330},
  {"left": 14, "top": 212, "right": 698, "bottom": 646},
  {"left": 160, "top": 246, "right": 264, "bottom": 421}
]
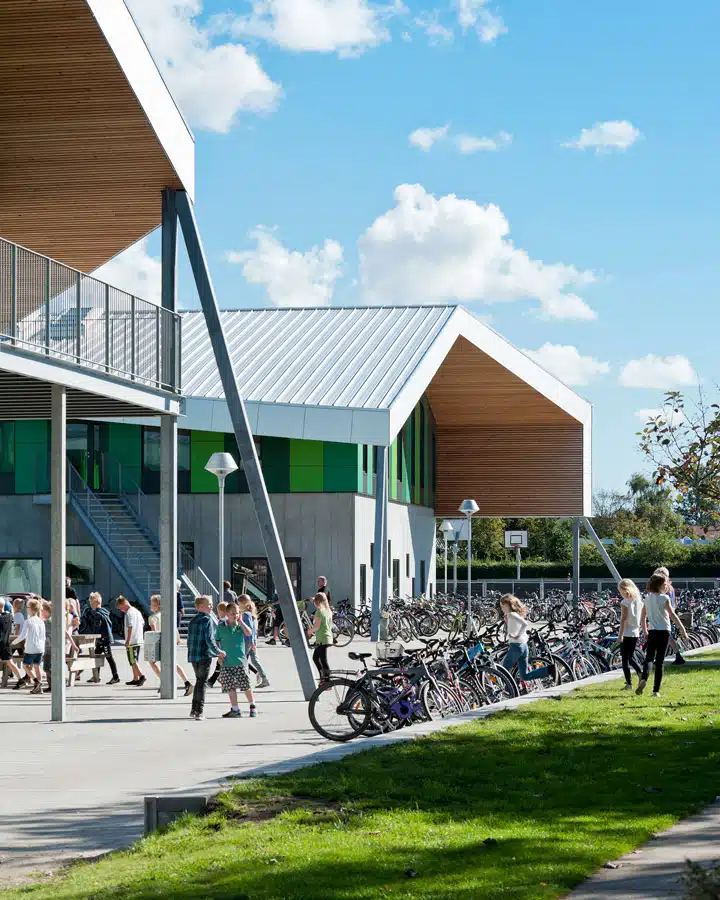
[
  {"left": 455, "top": 0, "right": 506, "bottom": 42},
  {"left": 228, "top": 0, "right": 401, "bottom": 56},
  {"left": 523, "top": 344, "right": 609, "bottom": 386},
  {"left": 619, "top": 355, "right": 697, "bottom": 389},
  {"left": 125, "top": 0, "right": 280, "bottom": 133},
  {"left": 358, "top": 184, "right": 597, "bottom": 320},
  {"left": 455, "top": 131, "right": 512, "bottom": 153},
  {"left": 414, "top": 12, "right": 454, "bottom": 44},
  {"left": 227, "top": 227, "right": 344, "bottom": 307},
  {"left": 92, "top": 239, "right": 161, "bottom": 304},
  {"left": 409, "top": 124, "right": 450, "bottom": 151},
  {"left": 635, "top": 407, "right": 685, "bottom": 426},
  {"left": 563, "top": 120, "right": 642, "bottom": 153}
]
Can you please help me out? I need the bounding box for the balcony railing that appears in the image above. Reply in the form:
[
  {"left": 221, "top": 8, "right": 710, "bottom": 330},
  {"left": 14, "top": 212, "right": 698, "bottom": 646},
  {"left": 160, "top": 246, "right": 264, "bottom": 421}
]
[{"left": 0, "top": 237, "right": 181, "bottom": 393}]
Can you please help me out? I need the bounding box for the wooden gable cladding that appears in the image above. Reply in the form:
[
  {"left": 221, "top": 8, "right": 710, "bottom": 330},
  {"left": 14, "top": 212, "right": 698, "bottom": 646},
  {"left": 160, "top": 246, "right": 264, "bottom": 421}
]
[
  {"left": 434, "top": 424, "right": 584, "bottom": 518},
  {"left": 0, "top": 0, "right": 182, "bottom": 271},
  {"left": 426, "top": 336, "right": 574, "bottom": 426}
]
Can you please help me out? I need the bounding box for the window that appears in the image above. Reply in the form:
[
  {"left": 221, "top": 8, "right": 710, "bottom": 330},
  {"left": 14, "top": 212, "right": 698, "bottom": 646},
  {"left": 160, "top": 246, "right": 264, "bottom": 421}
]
[
  {"left": 0, "top": 559, "right": 42, "bottom": 595},
  {"left": 406, "top": 554, "right": 410, "bottom": 578},
  {"left": 232, "top": 557, "right": 301, "bottom": 603},
  {"left": 370, "top": 543, "right": 374, "bottom": 570},
  {"left": 362, "top": 445, "right": 368, "bottom": 475},
  {"left": 66, "top": 545, "right": 95, "bottom": 585},
  {"left": 387, "top": 540, "right": 391, "bottom": 577},
  {"left": 142, "top": 427, "right": 191, "bottom": 492},
  {"left": 420, "top": 560, "right": 426, "bottom": 594},
  {"left": 143, "top": 428, "right": 161, "bottom": 472},
  {"left": 397, "top": 431, "right": 403, "bottom": 483},
  {"left": 0, "top": 422, "right": 14, "bottom": 473},
  {"left": 392, "top": 559, "right": 400, "bottom": 597},
  {"left": 411, "top": 577, "right": 416, "bottom": 597},
  {"left": 359, "top": 564, "right": 367, "bottom": 603}
]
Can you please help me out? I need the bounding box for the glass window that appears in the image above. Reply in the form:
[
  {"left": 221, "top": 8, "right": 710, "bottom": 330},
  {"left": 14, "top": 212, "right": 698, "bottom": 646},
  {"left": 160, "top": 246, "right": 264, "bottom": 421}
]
[
  {"left": 143, "top": 428, "right": 161, "bottom": 472},
  {"left": 397, "top": 432, "right": 403, "bottom": 483},
  {"left": 406, "top": 554, "right": 410, "bottom": 578},
  {"left": 359, "top": 564, "right": 367, "bottom": 603},
  {"left": 179, "top": 432, "right": 191, "bottom": 471},
  {"left": 0, "top": 423, "right": 15, "bottom": 473},
  {"left": 0, "top": 558, "right": 42, "bottom": 595},
  {"left": 370, "top": 543, "right": 374, "bottom": 570},
  {"left": 67, "top": 545, "right": 95, "bottom": 585},
  {"left": 362, "top": 445, "right": 368, "bottom": 475}
]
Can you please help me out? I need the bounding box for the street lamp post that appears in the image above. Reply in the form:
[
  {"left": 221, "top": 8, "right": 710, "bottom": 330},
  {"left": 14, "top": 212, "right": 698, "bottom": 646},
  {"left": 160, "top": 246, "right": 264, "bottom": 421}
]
[
  {"left": 459, "top": 499, "right": 479, "bottom": 637},
  {"left": 439, "top": 520, "right": 455, "bottom": 593},
  {"left": 205, "top": 452, "right": 238, "bottom": 593}
]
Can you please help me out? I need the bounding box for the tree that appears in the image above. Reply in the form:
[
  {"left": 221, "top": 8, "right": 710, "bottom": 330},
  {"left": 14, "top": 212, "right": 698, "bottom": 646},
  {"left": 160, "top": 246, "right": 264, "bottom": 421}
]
[
  {"left": 591, "top": 489, "right": 630, "bottom": 538},
  {"left": 639, "top": 390, "right": 720, "bottom": 526}
]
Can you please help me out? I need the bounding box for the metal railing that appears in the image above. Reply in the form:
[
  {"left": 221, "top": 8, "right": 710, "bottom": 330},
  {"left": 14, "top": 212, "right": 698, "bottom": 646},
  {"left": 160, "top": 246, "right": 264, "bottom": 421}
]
[
  {"left": 0, "top": 237, "right": 181, "bottom": 393},
  {"left": 179, "top": 543, "right": 219, "bottom": 598},
  {"left": 67, "top": 461, "right": 157, "bottom": 604}
]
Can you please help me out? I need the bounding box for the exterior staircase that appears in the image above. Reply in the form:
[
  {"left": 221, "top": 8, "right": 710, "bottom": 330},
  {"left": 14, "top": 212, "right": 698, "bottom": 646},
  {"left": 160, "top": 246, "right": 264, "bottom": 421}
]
[{"left": 67, "top": 463, "right": 216, "bottom": 633}]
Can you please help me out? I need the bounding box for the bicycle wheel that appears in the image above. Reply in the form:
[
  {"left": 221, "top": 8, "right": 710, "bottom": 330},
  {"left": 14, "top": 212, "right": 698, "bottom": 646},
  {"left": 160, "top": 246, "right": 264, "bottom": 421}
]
[
  {"left": 420, "top": 681, "right": 462, "bottom": 719},
  {"left": 552, "top": 654, "right": 575, "bottom": 683},
  {"left": 333, "top": 618, "right": 355, "bottom": 648},
  {"left": 308, "top": 678, "right": 371, "bottom": 742},
  {"left": 457, "top": 676, "right": 485, "bottom": 710},
  {"left": 474, "top": 664, "right": 519, "bottom": 701}
]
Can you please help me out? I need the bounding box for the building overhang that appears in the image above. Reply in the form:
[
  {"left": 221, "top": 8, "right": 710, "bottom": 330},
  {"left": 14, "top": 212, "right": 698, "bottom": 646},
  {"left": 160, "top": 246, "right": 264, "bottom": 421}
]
[
  {"left": 0, "top": 346, "right": 182, "bottom": 419},
  {"left": 0, "top": 0, "right": 194, "bottom": 271}
]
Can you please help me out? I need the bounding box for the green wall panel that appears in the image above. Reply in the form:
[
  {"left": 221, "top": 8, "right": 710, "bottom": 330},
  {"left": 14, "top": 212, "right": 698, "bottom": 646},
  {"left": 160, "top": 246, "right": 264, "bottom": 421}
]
[
  {"left": 323, "top": 467, "right": 359, "bottom": 493},
  {"left": 15, "top": 420, "right": 48, "bottom": 494},
  {"left": 290, "top": 439, "right": 323, "bottom": 467},
  {"left": 107, "top": 423, "right": 141, "bottom": 492},
  {"left": 190, "top": 431, "right": 224, "bottom": 493},
  {"left": 290, "top": 465, "right": 323, "bottom": 492},
  {"left": 323, "top": 442, "right": 357, "bottom": 469},
  {"left": 264, "top": 438, "right": 291, "bottom": 492}
]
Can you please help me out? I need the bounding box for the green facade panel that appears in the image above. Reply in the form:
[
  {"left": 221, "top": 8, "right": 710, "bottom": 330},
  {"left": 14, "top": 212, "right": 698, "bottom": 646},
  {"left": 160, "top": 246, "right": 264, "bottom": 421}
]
[
  {"left": 190, "top": 431, "right": 224, "bottom": 493},
  {"left": 290, "top": 439, "right": 323, "bottom": 467},
  {"left": 263, "top": 438, "right": 291, "bottom": 493},
  {"left": 107, "top": 423, "right": 141, "bottom": 492},
  {"left": 323, "top": 467, "right": 359, "bottom": 492},
  {"left": 290, "top": 465, "right": 323, "bottom": 492},
  {"left": 15, "top": 421, "right": 49, "bottom": 494}
]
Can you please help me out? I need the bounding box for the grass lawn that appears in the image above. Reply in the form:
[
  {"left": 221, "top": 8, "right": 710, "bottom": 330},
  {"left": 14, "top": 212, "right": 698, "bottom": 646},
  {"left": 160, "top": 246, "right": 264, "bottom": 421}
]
[{"left": 7, "top": 666, "right": 720, "bottom": 900}]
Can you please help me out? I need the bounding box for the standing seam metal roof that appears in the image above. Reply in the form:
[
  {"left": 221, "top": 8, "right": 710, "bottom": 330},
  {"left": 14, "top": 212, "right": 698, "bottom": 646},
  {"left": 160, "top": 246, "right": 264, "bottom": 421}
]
[{"left": 180, "top": 306, "right": 456, "bottom": 410}]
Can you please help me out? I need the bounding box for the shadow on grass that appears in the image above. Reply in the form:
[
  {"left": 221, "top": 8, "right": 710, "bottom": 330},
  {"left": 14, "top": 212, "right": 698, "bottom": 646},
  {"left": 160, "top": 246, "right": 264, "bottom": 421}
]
[{"left": 14, "top": 669, "right": 720, "bottom": 900}]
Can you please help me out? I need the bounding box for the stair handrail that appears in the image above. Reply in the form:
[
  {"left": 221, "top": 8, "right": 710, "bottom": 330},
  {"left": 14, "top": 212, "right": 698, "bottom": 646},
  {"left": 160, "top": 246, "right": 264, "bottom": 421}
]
[
  {"left": 67, "top": 462, "right": 156, "bottom": 605},
  {"left": 178, "top": 543, "right": 219, "bottom": 598}
]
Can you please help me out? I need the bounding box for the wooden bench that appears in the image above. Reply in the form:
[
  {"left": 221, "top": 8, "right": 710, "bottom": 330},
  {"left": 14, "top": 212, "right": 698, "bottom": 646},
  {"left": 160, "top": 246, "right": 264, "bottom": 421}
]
[{"left": 65, "top": 634, "right": 105, "bottom": 687}]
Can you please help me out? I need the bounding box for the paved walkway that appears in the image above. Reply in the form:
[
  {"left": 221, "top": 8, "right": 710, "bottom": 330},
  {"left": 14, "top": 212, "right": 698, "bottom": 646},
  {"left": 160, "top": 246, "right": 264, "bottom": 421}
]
[
  {"left": 568, "top": 801, "right": 720, "bottom": 898},
  {"left": 1, "top": 641, "right": 718, "bottom": 889}
]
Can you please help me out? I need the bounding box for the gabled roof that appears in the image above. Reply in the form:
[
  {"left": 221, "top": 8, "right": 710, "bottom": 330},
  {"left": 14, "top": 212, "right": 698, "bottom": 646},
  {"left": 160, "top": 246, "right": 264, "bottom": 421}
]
[{"left": 179, "top": 305, "right": 591, "bottom": 447}]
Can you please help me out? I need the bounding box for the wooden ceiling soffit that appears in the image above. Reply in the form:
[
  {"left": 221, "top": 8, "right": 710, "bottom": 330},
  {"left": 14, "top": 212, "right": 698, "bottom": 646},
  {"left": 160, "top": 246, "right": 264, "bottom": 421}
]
[
  {"left": 0, "top": 0, "right": 182, "bottom": 271},
  {"left": 426, "top": 336, "right": 575, "bottom": 427}
]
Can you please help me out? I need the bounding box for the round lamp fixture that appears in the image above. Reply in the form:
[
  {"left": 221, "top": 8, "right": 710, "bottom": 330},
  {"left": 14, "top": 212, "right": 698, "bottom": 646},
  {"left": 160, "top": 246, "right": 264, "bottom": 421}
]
[
  {"left": 205, "top": 452, "right": 239, "bottom": 478},
  {"left": 439, "top": 520, "right": 456, "bottom": 536},
  {"left": 458, "top": 499, "right": 479, "bottom": 516}
]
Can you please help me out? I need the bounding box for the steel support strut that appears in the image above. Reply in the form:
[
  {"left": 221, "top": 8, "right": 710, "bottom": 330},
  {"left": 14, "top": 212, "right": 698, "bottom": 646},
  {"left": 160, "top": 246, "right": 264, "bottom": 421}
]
[
  {"left": 371, "top": 447, "right": 388, "bottom": 641},
  {"left": 174, "top": 190, "right": 316, "bottom": 700}
]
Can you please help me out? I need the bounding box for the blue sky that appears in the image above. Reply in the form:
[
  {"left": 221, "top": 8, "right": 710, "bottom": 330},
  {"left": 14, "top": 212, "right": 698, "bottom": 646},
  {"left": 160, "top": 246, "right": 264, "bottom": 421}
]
[{"left": 105, "top": 0, "right": 720, "bottom": 496}]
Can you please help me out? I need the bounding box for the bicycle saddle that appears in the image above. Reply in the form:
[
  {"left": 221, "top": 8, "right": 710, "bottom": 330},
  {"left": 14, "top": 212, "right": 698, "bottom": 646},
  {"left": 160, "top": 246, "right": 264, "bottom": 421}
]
[{"left": 348, "top": 652, "right": 373, "bottom": 661}]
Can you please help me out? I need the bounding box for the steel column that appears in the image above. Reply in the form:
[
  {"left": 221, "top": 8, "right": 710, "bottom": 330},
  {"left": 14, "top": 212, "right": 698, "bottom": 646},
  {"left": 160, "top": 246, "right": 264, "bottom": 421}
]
[
  {"left": 51, "top": 385, "right": 67, "bottom": 722},
  {"left": 174, "top": 189, "right": 316, "bottom": 700},
  {"left": 572, "top": 517, "right": 581, "bottom": 602},
  {"left": 159, "top": 415, "right": 178, "bottom": 699},
  {"left": 582, "top": 517, "right": 622, "bottom": 584},
  {"left": 162, "top": 188, "right": 178, "bottom": 390},
  {"left": 371, "top": 446, "right": 388, "bottom": 641}
]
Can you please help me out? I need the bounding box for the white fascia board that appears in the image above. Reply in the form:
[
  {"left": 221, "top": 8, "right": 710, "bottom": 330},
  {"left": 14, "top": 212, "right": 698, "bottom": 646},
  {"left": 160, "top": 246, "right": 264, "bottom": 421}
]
[
  {"left": 86, "top": 0, "right": 195, "bottom": 201},
  {"left": 183, "top": 396, "right": 390, "bottom": 445},
  {"left": 0, "top": 346, "right": 182, "bottom": 415},
  {"left": 583, "top": 410, "right": 593, "bottom": 516},
  {"left": 388, "top": 306, "right": 593, "bottom": 441}
]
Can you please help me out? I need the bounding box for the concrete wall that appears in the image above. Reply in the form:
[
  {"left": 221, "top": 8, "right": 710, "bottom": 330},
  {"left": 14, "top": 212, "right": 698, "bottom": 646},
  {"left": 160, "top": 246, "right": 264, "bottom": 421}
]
[
  {"left": 354, "top": 495, "right": 436, "bottom": 603},
  {"left": 0, "top": 496, "right": 132, "bottom": 604},
  {"left": 138, "top": 492, "right": 356, "bottom": 602}
]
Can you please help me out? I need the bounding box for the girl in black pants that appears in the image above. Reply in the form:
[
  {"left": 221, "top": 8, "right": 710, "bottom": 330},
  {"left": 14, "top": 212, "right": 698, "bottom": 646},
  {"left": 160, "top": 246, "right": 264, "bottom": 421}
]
[
  {"left": 617, "top": 579, "right": 643, "bottom": 690},
  {"left": 309, "top": 593, "right": 333, "bottom": 681},
  {"left": 637, "top": 573, "right": 689, "bottom": 697}
]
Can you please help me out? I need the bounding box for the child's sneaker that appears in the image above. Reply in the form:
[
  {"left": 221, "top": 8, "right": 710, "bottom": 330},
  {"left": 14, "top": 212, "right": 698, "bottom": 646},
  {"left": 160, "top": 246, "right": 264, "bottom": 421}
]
[
  {"left": 222, "top": 709, "right": 242, "bottom": 718},
  {"left": 635, "top": 678, "right": 647, "bottom": 695},
  {"left": 623, "top": 682, "right": 633, "bottom": 690},
  {"left": 249, "top": 706, "right": 257, "bottom": 718}
]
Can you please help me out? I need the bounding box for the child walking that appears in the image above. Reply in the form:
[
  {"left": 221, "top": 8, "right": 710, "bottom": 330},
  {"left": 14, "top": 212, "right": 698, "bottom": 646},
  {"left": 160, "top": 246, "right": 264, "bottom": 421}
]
[
  {"left": 208, "top": 601, "right": 227, "bottom": 688},
  {"left": 215, "top": 602, "right": 257, "bottom": 718},
  {"left": 147, "top": 595, "right": 193, "bottom": 696},
  {"left": 309, "top": 593, "right": 333, "bottom": 681},
  {"left": 238, "top": 595, "right": 270, "bottom": 689},
  {"left": 637, "top": 573, "right": 689, "bottom": 697},
  {"left": 617, "top": 578, "right": 644, "bottom": 690},
  {"left": 0, "top": 603, "right": 22, "bottom": 684},
  {"left": 12, "top": 598, "right": 46, "bottom": 694}
]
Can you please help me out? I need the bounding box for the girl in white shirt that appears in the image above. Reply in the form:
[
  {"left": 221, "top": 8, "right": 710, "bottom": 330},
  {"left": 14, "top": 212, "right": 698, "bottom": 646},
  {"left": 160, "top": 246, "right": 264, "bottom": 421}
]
[
  {"left": 617, "top": 579, "right": 644, "bottom": 690},
  {"left": 637, "top": 573, "right": 689, "bottom": 697},
  {"left": 500, "top": 594, "right": 556, "bottom": 687}
]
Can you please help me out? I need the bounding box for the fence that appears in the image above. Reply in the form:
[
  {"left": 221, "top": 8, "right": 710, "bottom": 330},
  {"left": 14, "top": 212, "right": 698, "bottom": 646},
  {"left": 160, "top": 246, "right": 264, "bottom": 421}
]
[
  {"left": 0, "top": 237, "right": 181, "bottom": 393},
  {"left": 439, "top": 578, "right": 720, "bottom": 598}
]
